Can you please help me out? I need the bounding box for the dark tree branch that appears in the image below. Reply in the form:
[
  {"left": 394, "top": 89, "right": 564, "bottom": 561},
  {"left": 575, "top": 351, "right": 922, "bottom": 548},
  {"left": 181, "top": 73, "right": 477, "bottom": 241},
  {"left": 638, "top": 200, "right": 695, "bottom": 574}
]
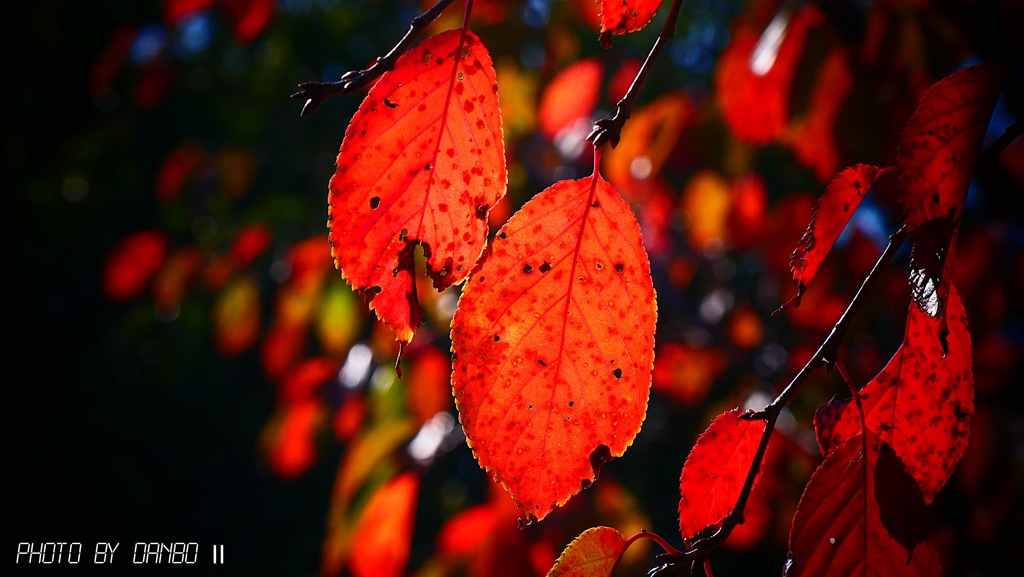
[
  {"left": 649, "top": 225, "right": 908, "bottom": 571},
  {"left": 587, "top": 0, "right": 685, "bottom": 148},
  {"left": 976, "top": 119, "right": 1023, "bottom": 167},
  {"left": 290, "top": 0, "right": 458, "bottom": 115}
]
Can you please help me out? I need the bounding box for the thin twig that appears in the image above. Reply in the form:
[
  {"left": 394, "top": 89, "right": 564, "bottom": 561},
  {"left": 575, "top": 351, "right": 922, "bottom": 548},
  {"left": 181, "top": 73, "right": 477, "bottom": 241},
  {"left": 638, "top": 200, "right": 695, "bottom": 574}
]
[
  {"left": 976, "top": 119, "right": 1023, "bottom": 167},
  {"left": 624, "top": 529, "right": 685, "bottom": 557},
  {"left": 291, "top": 0, "right": 458, "bottom": 115},
  {"left": 587, "top": 0, "right": 685, "bottom": 148}
]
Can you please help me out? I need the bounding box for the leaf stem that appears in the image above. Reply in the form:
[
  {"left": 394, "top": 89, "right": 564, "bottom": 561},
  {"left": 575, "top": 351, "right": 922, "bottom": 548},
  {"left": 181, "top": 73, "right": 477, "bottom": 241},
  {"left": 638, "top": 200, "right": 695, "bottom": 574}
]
[
  {"left": 290, "top": 0, "right": 458, "bottom": 115},
  {"left": 657, "top": 224, "right": 909, "bottom": 565},
  {"left": 586, "top": 0, "right": 685, "bottom": 148},
  {"left": 623, "top": 529, "right": 685, "bottom": 557}
]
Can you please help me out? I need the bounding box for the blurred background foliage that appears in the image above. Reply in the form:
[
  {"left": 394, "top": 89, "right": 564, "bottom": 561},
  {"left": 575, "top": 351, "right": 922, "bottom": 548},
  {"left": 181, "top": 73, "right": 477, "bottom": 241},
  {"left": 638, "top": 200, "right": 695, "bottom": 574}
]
[{"left": 5, "top": 0, "right": 1023, "bottom": 575}]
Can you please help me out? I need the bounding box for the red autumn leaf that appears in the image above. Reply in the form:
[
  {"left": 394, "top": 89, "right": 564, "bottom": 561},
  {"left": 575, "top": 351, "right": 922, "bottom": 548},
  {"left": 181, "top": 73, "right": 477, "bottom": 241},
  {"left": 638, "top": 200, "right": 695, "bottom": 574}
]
[
  {"left": 788, "top": 164, "right": 883, "bottom": 303},
  {"left": 723, "top": 434, "right": 786, "bottom": 551},
  {"left": 89, "top": 25, "right": 137, "bottom": 93},
  {"left": 212, "top": 276, "right": 262, "bottom": 357},
  {"left": 546, "top": 526, "right": 627, "bottom": 577},
  {"left": 332, "top": 392, "right": 366, "bottom": 442},
  {"left": 787, "top": 433, "right": 942, "bottom": 577},
  {"left": 896, "top": 63, "right": 1006, "bottom": 231},
  {"left": 222, "top": 0, "right": 274, "bottom": 44},
  {"left": 786, "top": 48, "right": 854, "bottom": 183},
  {"left": 437, "top": 504, "right": 502, "bottom": 558},
  {"left": 102, "top": 230, "right": 170, "bottom": 302},
  {"left": 230, "top": 224, "right": 273, "bottom": 269},
  {"left": 266, "top": 399, "right": 325, "bottom": 479},
  {"left": 715, "top": 6, "right": 823, "bottom": 145},
  {"left": 288, "top": 236, "right": 333, "bottom": 291},
  {"left": 728, "top": 173, "right": 768, "bottom": 251},
  {"left": 652, "top": 343, "right": 728, "bottom": 407},
  {"left": 451, "top": 161, "right": 656, "bottom": 524},
  {"left": 608, "top": 59, "right": 642, "bottom": 103},
  {"left": 279, "top": 357, "right": 339, "bottom": 403},
  {"left": 349, "top": 472, "right": 420, "bottom": 577},
  {"left": 814, "top": 287, "right": 973, "bottom": 502},
  {"left": 539, "top": 58, "right": 603, "bottom": 139},
  {"left": 329, "top": 29, "right": 506, "bottom": 345},
  {"left": 678, "top": 409, "right": 767, "bottom": 539},
  {"left": 260, "top": 324, "right": 307, "bottom": 381},
  {"left": 163, "top": 0, "right": 219, "bottom": 25},
  {"left": 597, "top": 0, "right": 665, "bottom": 46},
  {"left": 406, "top": 346, "right": 454, "bottom": 424}
]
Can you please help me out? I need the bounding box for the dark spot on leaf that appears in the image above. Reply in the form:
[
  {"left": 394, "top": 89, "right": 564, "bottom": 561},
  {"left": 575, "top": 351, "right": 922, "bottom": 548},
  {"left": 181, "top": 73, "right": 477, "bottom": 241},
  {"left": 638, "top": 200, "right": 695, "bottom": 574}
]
[
  {"left": 591, "top": 200, "right": 600, "bottom": 208},
  {"left": 498, "top": 232, "right": 507, "bottom": 239},
  {"left": 493, "top": 335, "right": 500, "bottom": 342},
  {"left": 537, "top": 359, "right": 547, "bottom": 367},
  {"left": 523, "top": 264, "right": 533, "bottom": 274},
  {"left": 384, "top": 99, "right": 397, "bottom": 108},
  {"left": 369, "top": 196, "right": 381, "bottom": 209},
  {"left": 476, "top": 205, "right": 488, "bottom": 219},
  {"left": 539, "top": 261, "right": 551, "bottom": 273},
  {"left": 613, "top": 368, "right": 622, "bottom": 379},
  {"left": 615, "top": 263, "right": 624, "bottom": 274}
]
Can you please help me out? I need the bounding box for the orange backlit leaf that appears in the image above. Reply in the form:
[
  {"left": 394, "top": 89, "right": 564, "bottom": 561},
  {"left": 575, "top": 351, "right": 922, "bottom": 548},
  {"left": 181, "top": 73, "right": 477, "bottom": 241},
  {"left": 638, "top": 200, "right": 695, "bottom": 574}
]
[
  {"left": 678, "top": 409, "right": 766, "bottom": 540},
  {"left": 539, "top": 58, "right": 603, "bottom": 139},
  {"left": 316, "top": 281, "right": 363, "bottom": 358},
  {"left": 546, "top": 526, "right": 627, "bottom": 577},
  {"left": 265, "top": 399, "right": 327, "bottom": 480},
  {"left": 814, "top": 287, "right": 973, "bottom": 503},
  {"left": 604, "top": 92, "right": 689, "bottom": 198},
  {"left": 715, "top": 7, "right": 823, "bottom": 145},
  {"left": 592, "top": 477, "right": 651, "bottom": 564},
  {"left": 329, "top": 29, "right": 506, "bottom": 345},
  {"left": 651, "top": 343, "right": 727, "bottom": 407},
  {"left": 334, "top": 419, "right": 418, "bottom": 511},
  {"left": 681, "top": 170, "right": 731, "bottom": 248},
  {"left": 896, "top": 63, "right": 1006, "bottom": 230},
  {"left": 728, "top": 307, "right": 764, "bottom": 349},
  {"left": 152, "top": 246, "right": 204, "bottom": 311},
  {"left": 103, "top": 230, "right": 170, "bottom": 302},
  {"left": 213, "top": 276, "right": 262, "bottom": 357},
  {"left": 787, "top": 433, "right": 942, "bottom": 577},
  {"left": 597, "top": 0, "right": 665, "bottom": 46},
  {"left": 350, "top": 472, "right": 420, "bottom": 577},
  {"left": 497, "top": 59, "right": 539, "bottom": 143},
  {"left": 786, "top": 48, "right": 854, "bottom": 183},
  {"left": 437, "top": 504, "right": 502, "bottom": 558},
  {"left": 728, "top": 174, "right": 768, "bottom": 251},
  {"left": 452, "top": 161, "right": 656, "bottom": 524},
  {"left": 406, "top": 346, "right": 454, "bottom": 424},
  {"left": 789, "top": 164, "right": 882, "bottom": 303}
]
